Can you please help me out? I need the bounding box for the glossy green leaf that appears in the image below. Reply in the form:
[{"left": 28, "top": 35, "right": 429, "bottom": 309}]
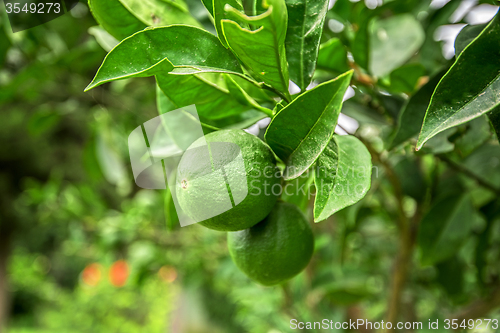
[
  {"left": 213, "top": 110, "right": 268, "bottom": 129},
  {"left": 281, "top": 172, "right": 314, "bottom": 213},
  {"left": 201, "top": 0, "right": 214, "bottom": 17},
  {"left": 88, "top": 0, "right": 147, "bottom": 40},
  {"left": 350, "top": 0, "right": 425, "bottom": 72},
  {"left": 88, "top": 26, "right": 119, "bottom": 52},
  {"left": 419, "top": 0, "right": 461, "bottom": 71},
  {"left": 214, "top": 0, "right": 246, "bottom": 47},
  {"left": 463, "top": 144, "right": 500, "bottom": 189},
  {"left": 388, "top": 63, "right": 425, "bottom": 94},
  {"left": 316, "top": 38, "right": 350, "bottom": 74},
  {"left": 369, "top": 14, "right": 425, "bottom": 78},
  {"left": 265, "top": 70, "right": 353, "bottom": 180},
  {"left": 351, "top": 6, "right": 371, "bottom": 70},
  {"left": 418, "top": 128, "right": 455, "bottom": 155},
  {"left": 156, "top": 73, "right": 249, "bottom": 119},
  {"left": 224, "top": 75, "right": 273, "bottom": 115},
  {"left": 285, "top": 0, "right": 329, "bottom": 90},
  {"left": 454, "top": 23, "right": 487, "bottom": 57},
  {"left": 418, "top": 194, "right": 474, "bottom": 266},
  {"left": 417, "top": 11, "right": 500, "bottom": 150},
  {"left": 164, "top": 185, "right": 179, "bottom": 231},
  {"left": 156, "top": 77, "right": 266, "bottom": 132},
  {"left": 221, "top": 0, "right": 290, "bottom": 97},
  {"left": 89, "top": 0, "right": 201, "bottom": 41},
  {"left": 231, "top": 75, "right": 276, "bottom": 103},
  {"left": 454, "top": 116, "right": 491, "bottom": 158},
  {"left": 476, "top": 200, "right": 500, "bottom": 288},
  {"left": 436, "top": 256, "right": 465, "bottom": 300},
  {"left": 120, "top": 0, "right": 201, "bottom": 28},
  {"left": 0, "top": 25, "right": 11, "bottom": 67},
  {"left": 488, "top": 105, "right": 500, "bottom": 141},
  {"left": 85, "top": 26, "right": 243, "bottom": 91},
  {"left": 342, "top": 101, "right": 387, "bottom": 126},
  {"left": 378, "top": 93, "right": 405, "bottom": 120},
  {"left": 313, "top": 135, "right": 372, "bottom": 222},
  {"left": 393, "top": 157, "right": 426, "bottom": 201},
  {"left": 390, "top": 70, "right": 445, "bottom": 149}
]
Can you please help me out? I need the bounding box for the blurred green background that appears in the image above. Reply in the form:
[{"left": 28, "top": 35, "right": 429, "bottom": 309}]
[{"left": 1, "top": 0, "right": 500, "bottom": 332}]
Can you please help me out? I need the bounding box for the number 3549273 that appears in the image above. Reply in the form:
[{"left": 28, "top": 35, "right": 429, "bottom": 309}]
[
  {"left": 5, "top": 2, "right": 61, "bottom": 14},
  {"left": 444, "top": 319, "right": 498, "bottom": 330}
]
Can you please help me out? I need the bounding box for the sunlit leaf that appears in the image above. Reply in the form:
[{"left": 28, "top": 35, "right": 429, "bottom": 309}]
[
  {"left": 85, "top": 26, "right": 244, "bottom": 91},
  {"left": 454, "top": 23, "right": 487, "bottom": 57},
  {"left": 156, "top": 73, "right": 249, "bottom": 119},
  {"left": 285, "top": 0, "right": 329, "bottom": 90},
  {"left": 313, "top": 135, "right": 371, "bottom": 222},
  {"left": 221, "top": 0, "right": 290, "bottom": 97},
  {"left": 265, "top": 70, "right": 353, "bottom": 180},
  {"left": 213, "top": 0, "right": 246, "bottom": 47},
  {"left": 351, "top": 6, "right": 371, "bottom": 70},
  {"left": 390, "top": 70, "right": 446, "bottom": 149},
  {"left": 417, "top": 10, "right": 500, "bottom": 150},
  {"left": 316, "top": 38, "right": 350, "bottom": 74},
  {"left": 88, "top": 0, "right": 147, "bottom": 40},
  {"left": 120, "top": 0, "right": 201, "bottom": 28},
  {"left": 419, "top": 0, "right": 461, "bottom": 71},
  {"left": 88, "top": 26, "right": 119, "bottom": 52},
  {"left": 369, "top": 14, "right": 425, "bottom": 77},
  {"left": 281, "top": 172, "right": 314, "bottom": 213},
  {"left": 201, "top": 0, "right": 214, "bottom": 17},
  {"left": 350, "top": 0, "right": 423, "bottom": 72}
]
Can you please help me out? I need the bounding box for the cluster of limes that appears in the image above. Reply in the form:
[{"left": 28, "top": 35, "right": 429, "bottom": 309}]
[{"left": 176, "top": 129, "right": 315, "bottom": 286}]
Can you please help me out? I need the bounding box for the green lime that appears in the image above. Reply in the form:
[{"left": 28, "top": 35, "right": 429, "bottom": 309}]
[
  {"left": 227, "top": 201, "right": 314, "bottom": 286},
  {"left": 176, "top": 129, "right": 281, "bottom": 231}
]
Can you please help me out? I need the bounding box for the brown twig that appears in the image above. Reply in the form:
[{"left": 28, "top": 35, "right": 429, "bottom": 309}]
[
  {"left": 281, "top": 283, "right": 302, "bottom": 329},
  {"left": 357, "top": 136, "right": 407, "bottom": 230},
  {"left": 384, "top": 204, "right": 423, "bottom": 330},
  {"left": 356, "top": 136, "right": 426, "bottom": 330},
  {"left": 451, "top": 286, "right": 500, "bottom": 325},
  {"left": 437, "top": 154, "right": 500, "bottom": 196}
]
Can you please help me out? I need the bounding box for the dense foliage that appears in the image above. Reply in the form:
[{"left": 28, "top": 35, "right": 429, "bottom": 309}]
[{"left": 2, "top": 0, "right": 500, "bottom": 332}]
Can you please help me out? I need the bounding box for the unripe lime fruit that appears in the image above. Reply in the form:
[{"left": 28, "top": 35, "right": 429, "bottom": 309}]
[
  {"left": 176, "top": 129, "right": 281, "bottom": 231},
  {"left": 227, "top": 202, "right": 314, "bottom": 286}
]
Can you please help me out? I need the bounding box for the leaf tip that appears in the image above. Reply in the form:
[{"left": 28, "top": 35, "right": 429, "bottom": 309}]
[
  {"left": 313, "top": 216, "right": 324, "bottom": 223},
  {"left": 415, "top": 137, "right": 426, "bottom": 151},
  {"left": 84, "top": 81, "right": 97, "bottom": 92}
]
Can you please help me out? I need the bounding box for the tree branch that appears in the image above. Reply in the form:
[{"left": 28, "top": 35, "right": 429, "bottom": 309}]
[
  {"left": 451, "top": 286, "right": 500, "bottom": 324},
  {"left": 356, "top": 137, "right": 422, "bottom": 329},
  {"left": 437, "top": 155, "right": 500, "bottom": 195},
  {"left": 357, "top": 136, "right": 407, "bottom": 230},
  {"left": 384, "top": 204, "right": 423, "bottom": 330}
]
